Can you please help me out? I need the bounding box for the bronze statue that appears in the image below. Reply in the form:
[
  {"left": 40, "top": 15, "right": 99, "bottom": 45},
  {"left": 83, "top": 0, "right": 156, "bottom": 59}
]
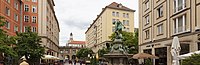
[{"left": 113, "top": 21, "right": 124, "bottom": 39}]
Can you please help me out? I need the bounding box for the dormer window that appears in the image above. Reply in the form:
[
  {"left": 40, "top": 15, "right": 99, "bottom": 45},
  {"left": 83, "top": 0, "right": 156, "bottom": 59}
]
[{"left": 117, "top": 4, "right": 122, "bottom": 8}]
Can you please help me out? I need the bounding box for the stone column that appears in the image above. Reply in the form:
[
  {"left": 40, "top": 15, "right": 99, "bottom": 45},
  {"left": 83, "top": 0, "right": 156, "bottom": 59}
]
[
  {"left": 152, "top": 47, "right": 155, "bottom": 65},
  {"left": 167, "top": 46, "right": 172, "bottom": 65},
  {"left": 190, "top": 40, "right": 198, "bottom": 52},
  {"left": 119, "top": 58, "right": 123, "bottom": 65},
  {"left": 108, "top": 58, "right": 112, "bottom": 65}
]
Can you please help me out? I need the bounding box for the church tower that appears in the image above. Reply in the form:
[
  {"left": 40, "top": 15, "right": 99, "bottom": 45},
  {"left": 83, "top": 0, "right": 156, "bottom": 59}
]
[{"left": 68, "top": 33, "right": 73, "bottom": 42}]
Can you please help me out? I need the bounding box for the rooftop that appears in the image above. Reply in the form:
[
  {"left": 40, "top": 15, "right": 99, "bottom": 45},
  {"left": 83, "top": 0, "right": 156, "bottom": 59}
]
[{"left": 68, "top": 41, "right": 85, "bottom": 44}]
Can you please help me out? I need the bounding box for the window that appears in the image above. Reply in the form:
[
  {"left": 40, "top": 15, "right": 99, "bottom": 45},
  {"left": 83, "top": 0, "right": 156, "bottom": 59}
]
[
  {"left": 123, "top": 20, "right": 129, "bottom": 26},
  {"left": 24, "top": 15, "right": 29, "bottom": 22},
  {"left": 32, "top": 6, "right": 37, "bottom": 13},
  {"left": 126, "top": 20, "right": 129, "bottom": 26},
  {"left": 145, "top": 0, "right": 149, "bottom": 10},
  {"left": 14, "top": 2, "right": 18, "bottom": 10},
  {"left": 145, "top": 15, "right": 150, "bottom": 24},
  {"left": 112, "top": 11, "right": 115, "bottom": 16},
  {"left": 112, "top": 19, "right": 116, "bottom": 24},
  {"left": 126, "top": 13, "right": 129, "bottom": 18},
  {"left": 116, "top": 19, "right": 119, "bottom": 22},
  {"left": 145, "top": 30, "right": 150, "bottom": 39},
  {"left": 157, "top": 24, "right": 163, "bottom": 35},
  {"left": 126, "top": 28, "right": 130, "bottom": 32},
  {"left": 6, "top": 0, "right": 10, "bottom": 3},
  {"left": 32, "top": 0, "right": 37, "bottom": 2},
  {"left": 112, "top": 26, "right": 115, "bottom": 32},
  {"left": 24, "top": 26, "right": 29, "bottom": 32},
  {"left": 5, "top": 21, "right": 10, "bottom": 29},
  {"left": 174, "top": 15, "right": 186, "bottom": 34},
  {"left": 157, "top": 6, "right": 163, "bottom": 18},
  {"left": 73, "top": 49, "right": 76, "bottom": 54},
  {"left": 123, "top": 20, "right": 126, "bottom": 25},
  {"left": 32, "top": 27, "right": 36, "bottom": 32},
  {"left": 5, "top": 7, "right": 10, "bottom": 16},
  {"left": 174, "top": 0, "right": 186, "bottom": 12},
  {"left": 116, "top": 12, "right": 119, "bottom": 17},
  {"left": 123, "top": 13, "right": 125, "bottom": 18},
  {"left": 24, "top": 5, "right": 29, "bottom": 12},
  {"left": 32, "top": 16, "right": 36, "bottom": 23},
  {"left": 14, "top": 26, "right": 18, "bottom": 32},
  {"left": 14, "top": 14, "right": 18, "bottom": 21}
]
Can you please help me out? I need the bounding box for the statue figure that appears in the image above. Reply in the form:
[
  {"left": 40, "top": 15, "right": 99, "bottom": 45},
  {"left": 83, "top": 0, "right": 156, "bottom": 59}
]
[{"left": 113, "top": 21, "right": 124, "bottom": 39}]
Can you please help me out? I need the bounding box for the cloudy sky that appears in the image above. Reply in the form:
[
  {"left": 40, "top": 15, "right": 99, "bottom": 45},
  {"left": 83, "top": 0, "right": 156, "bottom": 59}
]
[{"left": 54, "top": 0, "right": 138, "bottom": 46}]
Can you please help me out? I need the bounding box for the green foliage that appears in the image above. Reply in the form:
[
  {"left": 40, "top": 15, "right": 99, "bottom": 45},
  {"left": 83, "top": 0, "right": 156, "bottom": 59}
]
[
  {"left": 14, "top": 27, "right": 45, "bottom": 64},
  {"left": 0, "top": 16, "right": 5, "bottom": 27},
  {"left": 76, "top": 48, "right": 93, "bottom": 60},
  {"left": 144, "top": 59, "right": 153, "bottom": 65},
  {"left": 182, "top": 54, "right": 200, "bottom": 65},
  {"left": 0, "top": 16, "right": 18, "bottom": 60},
  {"left": 97, "top": 48, "right": 109, "bottom": 57},
  {"left": 90, "top": 56, "right": 98, "bottom": 65},
  {"left": 108, "top": 31, "right": 138, "bottom": 54}
]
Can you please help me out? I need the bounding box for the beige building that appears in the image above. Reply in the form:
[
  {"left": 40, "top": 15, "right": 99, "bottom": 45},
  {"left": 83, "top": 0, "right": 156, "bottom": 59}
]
[
  {"left": 85, "top": 2, "right": 135, "bottom": 52},
  {"left": 59, "top": 33, "right": 85, "bottom": 61},
  {"left": 139, "top": 0, "right": 200, "bottom": 65},
  {"left": 38, "top": 0, "right": 60, "bottom": 58}
]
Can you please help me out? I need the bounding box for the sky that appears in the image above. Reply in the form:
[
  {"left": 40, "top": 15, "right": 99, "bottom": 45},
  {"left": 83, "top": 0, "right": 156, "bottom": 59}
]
[{"left": 54, "top": 0, "right": 138, "bottom": 46}]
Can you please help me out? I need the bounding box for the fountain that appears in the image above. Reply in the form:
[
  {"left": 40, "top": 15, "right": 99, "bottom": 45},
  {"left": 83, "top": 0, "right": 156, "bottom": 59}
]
[{"left": 104, "top": 21, "right": 133, "bottom": 65}]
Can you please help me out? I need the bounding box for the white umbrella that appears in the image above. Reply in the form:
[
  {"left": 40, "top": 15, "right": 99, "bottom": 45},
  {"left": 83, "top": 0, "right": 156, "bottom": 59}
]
[
  {"left": 42, "top": 55, "right": 59, "bottom": 60},
  {"left": 178, "top": 50, "right": 200, "bottom": 59},
  {"left": 170, "top": 36, "right": 181, "bottom": 65}
]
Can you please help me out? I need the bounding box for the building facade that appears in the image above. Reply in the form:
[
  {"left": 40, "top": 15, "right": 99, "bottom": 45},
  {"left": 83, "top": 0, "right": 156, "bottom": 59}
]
[
  {"left": 22, "top": 0, "right": 38, "bottom": 33},
  {"left": 85, "top": 2, "right": 135, "bottom": 52},
  {"left": 139, "top": 0, "right": 200, "bottom": 65},
  {"left": 59, "top": 33, "right": 85, "bottom": 61},
  {"left": 38, "top": 0, "right": 60, "bottom": 58},
  {"left": 0, "top": 0, "right": 22, "bottom": 36},
  {"left": 0, "top": 0, "right": 60, "bottom": 58}
]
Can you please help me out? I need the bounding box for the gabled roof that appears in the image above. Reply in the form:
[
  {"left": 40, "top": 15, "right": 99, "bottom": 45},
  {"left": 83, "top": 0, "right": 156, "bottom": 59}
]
[
  {"left": 107, "top": 2, "right": 135, "bottom": 12},
  {"left": 68, "top": 41, "right": 85, "bottom": 44}
]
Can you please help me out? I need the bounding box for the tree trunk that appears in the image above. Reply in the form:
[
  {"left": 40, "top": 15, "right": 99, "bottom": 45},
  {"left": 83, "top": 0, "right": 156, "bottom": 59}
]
[{"left": 0, "top": 52, "right": 3, "bottom": 61}]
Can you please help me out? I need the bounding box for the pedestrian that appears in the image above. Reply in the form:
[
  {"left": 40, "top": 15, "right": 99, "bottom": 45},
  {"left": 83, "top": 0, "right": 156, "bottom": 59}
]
[
  {"left": 0, "top": 61, "right": 5, "bottom": 65},
  {"left": 20, "top": 58, "right": 29, "bottom": 65},
  {"left": 74, "top": 60, "right": 76, "bottom": 65}
]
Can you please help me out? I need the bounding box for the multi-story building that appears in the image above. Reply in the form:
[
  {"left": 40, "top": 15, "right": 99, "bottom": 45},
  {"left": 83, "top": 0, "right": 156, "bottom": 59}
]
[
  {"left": 22, "top": 0, "right": 38, "bottom": 33},
  {"left": 85, "top": 2, "right": 135, "bottom": 52},
  {"left": 38, "top": 0, "right": 60, "bottom": 58},
  {"left": 59, "top": 33, "right": 85, "bottom": 61},
  {"left": 139, "top": 0, "right": 200, "bottom": 65},
  {"left": 0, "top": 0, "right": 60, "bottom": 58},
  {"left": 0, "top": 0, "right": 22, "bottom": 36}
]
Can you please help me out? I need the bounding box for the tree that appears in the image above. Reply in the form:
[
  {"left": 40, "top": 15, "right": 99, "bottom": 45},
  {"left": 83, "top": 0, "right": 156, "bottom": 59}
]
[
  {"left": 109, "top": 31, "right": 138, "bottom": 54},
  {"left": 182, "top": 54, "right": 200, "bottom": 65},
  {"left": 76, "top": 48, "right": 93, "bottom": 60},
  {"left": 14, "top": 27, "right": 45, "bottom": 65},
  {"left": 0, "top": 16, "right": 17, "bottom": 62},
  {"left": 97, "top": 47, "right": 109, "bottom": 57}
]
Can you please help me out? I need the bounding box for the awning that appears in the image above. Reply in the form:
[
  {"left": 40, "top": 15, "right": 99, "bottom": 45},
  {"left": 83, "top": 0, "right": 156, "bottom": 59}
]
[
  {"left": 132, "top": 53, "right": 159, "bottom": 59},
  {"left": 42, "top": 55, "right": 60, "bottom": 60},
  {"left": 178, "top": 50, "right": 200, "bottom": 60}
]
